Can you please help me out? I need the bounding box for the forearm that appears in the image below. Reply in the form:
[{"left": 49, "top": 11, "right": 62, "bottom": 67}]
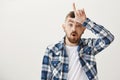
[
  {"left": 81, "top": 18, "right": 114, "bottom": 55},
  {"left": 82, "top": 18, "right": 114, "bottom": 44}
]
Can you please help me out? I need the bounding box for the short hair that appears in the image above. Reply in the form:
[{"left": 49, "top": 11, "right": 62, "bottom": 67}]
[{"left": 65, "top": 11, "right": 75, "bottom": 21}]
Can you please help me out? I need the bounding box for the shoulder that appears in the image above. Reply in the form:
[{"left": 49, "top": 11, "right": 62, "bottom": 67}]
[{"left": 46, "top": 40, "right": 63, "bottom": 53}]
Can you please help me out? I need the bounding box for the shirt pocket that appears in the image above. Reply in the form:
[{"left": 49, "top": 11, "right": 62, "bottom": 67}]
[
  {"left": 51, "top": 55, "right": 63, "bottom": 67},
  {"left": 51, "top": 60, "right": 61, "bottom": 68}
]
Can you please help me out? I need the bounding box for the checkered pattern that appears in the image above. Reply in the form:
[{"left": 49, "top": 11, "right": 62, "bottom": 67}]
[{"left": 41, "top": 18, "right": 114, "bottom": 80}]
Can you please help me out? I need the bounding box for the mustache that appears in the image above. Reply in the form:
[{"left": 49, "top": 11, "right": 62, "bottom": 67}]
[{"left": 71, "top": 31, "right": 78, "bottom": 35}]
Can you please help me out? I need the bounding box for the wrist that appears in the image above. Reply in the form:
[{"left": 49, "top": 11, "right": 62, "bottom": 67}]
[
  {"left": 82, "top": 18, "right": 91, "bottom": 27},
  {"left": 81, "top": 18, "right": 86, "bottom": 24}
]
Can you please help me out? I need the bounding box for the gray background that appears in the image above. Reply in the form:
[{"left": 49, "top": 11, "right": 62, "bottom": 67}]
[{"left": 0, "top": 0, "right": 120, "bottom": 80}]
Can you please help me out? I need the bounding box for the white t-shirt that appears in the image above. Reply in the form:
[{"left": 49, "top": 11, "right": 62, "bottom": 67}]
[{"left": 65, "top": 45, "right": 88, "bottom": 80}]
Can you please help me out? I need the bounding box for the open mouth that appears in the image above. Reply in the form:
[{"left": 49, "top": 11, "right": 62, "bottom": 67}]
[
  {"left": 72, "top": 34, "right": 76, "bottom": 36},
  {"left": 71, "top": 32, "right": 77, "bottom": 37},
  {"left": 71, "top": 33, "right": 77, "bottom": 37}
]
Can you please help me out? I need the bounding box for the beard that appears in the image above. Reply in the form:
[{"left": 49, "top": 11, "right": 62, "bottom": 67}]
[{"left": 66, "top": 31, "right": 81, "bottom": 44}]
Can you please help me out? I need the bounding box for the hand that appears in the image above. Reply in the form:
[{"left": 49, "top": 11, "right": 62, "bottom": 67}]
[{"left": 73, "top": 3, "right": 87, "bottom": 24}]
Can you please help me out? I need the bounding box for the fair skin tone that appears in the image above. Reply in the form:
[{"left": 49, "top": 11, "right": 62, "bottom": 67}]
[{"left": 62, "top": 3, "right": 87, "bottom": 46}]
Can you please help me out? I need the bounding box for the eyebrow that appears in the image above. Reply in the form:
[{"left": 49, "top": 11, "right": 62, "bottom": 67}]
[
  {"left": 67, "top": 19, "right": 80, "bottom": 24},
  {"left": 67, "top": 18, "right": 82, "bottom": 26},
  {"left": 67, "top": 19, "right": 74, "bottom": 23}
]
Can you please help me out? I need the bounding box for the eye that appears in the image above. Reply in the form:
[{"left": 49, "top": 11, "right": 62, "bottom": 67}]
[
  {"left": 76, "top": 24, "right": 82, "bottom": 28},
  {"left": 68, "top": 23, "right": 73, "bottom": 27}
]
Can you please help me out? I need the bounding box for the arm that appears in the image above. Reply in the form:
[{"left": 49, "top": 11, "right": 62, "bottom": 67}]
[
  {"left": 73, "top": 3, "right": 114, "bottom": 55},
  {"left": 82, "top": 18, "right": 114, "bottom": 55},
  {"left": 41, "top": 47, "right": 52, "bottom": 80}
]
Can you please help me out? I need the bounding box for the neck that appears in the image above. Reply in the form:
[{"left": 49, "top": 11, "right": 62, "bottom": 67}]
[{"left": 65, "top": 37, "right": 79, "bottom": 46}]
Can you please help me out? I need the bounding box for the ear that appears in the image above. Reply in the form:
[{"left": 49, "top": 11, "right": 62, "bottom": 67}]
[{"left": 62, "top": 23, "right": 65, "bottom": 30}]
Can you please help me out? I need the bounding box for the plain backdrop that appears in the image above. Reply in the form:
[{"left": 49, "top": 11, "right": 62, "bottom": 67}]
[{"left": 0, "top": 0, "right": 120, "bottom": 80}]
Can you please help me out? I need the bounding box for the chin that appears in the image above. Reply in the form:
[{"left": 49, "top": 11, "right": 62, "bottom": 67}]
[{"left": 69, "top": 38, "right": 79, "bottom": 43}]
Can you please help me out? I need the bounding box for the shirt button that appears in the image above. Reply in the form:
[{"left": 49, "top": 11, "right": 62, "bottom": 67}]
[
  {"left": 66, "top": 66, "right": 68, "bottom": 69},
  {"left": 54, "top": 63, "right": 56, "bottom": 66},
  {"left": 88, "top": 76, "right": 91, "bottom": 79}
]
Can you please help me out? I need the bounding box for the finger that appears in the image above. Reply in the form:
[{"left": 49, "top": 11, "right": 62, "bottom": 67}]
[
  {"left": 75, "top": 10, "right": 79, "bottom": 16},
  {"left": 73, "top": 3, "right": 76, "bottom": 12},
  {"left": 78, "top": 10, "right": 82, "bottom": 15},
  {"left": 82, "top": 8, "right": 85, "bottom": 14},
  {"left": 73, "top": 3, "right": 77, "bottom": 16}
]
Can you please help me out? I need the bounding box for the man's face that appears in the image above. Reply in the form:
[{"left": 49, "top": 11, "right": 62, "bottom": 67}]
[{"left": 63, "top": 17, "right": 86, "bottom": 44}]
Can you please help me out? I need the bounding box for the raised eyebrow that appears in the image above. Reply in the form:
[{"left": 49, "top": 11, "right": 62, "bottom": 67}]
[{"left": 68, "top": 19, "right": 74, "bottom": 23}]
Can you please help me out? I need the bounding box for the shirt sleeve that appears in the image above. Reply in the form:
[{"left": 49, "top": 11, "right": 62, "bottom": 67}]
[
  {"left": 82, "top": 18, "right": 114, "bottom": 55},
  {"left": 41, "top": 47, "right": 52, "bottom": 80}
]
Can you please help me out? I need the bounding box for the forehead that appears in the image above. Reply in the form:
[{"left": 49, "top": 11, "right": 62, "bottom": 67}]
[{"left": 66, "top": 17, "right": 81, "bottom": 25}]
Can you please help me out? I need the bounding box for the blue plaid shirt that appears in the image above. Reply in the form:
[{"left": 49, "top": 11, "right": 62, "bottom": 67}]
[{"left": 41, "top": 18, "right": 114, "bottom": 80}]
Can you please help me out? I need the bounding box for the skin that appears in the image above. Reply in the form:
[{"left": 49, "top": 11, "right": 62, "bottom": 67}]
[{"left": 62, "top": 3, "right": 87, "bottom": 46}]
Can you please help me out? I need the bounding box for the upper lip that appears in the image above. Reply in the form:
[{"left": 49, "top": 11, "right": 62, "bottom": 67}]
[
  {"left": 71, "top": 33, "right": 77, "bottom": 35},
  {"left": 71, "top": 33, "right": 77, "bottom": 36}
]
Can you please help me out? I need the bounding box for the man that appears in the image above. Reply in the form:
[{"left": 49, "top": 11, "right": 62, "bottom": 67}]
[{"left": 41, "top": 3, "right": 114, "bottom": 80}]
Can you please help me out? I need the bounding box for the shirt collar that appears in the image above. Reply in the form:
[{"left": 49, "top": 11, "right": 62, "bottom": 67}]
[{"left": 58, "top": 36, "right": 85, "bottom": 51}]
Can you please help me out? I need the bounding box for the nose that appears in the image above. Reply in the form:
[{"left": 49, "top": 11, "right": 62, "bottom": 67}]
[{"left": 72, "top": 25, "right": 76, "bottom": 32}]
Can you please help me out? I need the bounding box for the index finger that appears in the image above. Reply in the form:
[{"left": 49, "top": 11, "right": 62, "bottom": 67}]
[{"left": 73, "top": 3, "right": 77, "bottom": 12}]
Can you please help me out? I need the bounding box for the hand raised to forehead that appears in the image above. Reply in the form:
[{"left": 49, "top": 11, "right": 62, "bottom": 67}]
[{"left": 73, "top": 3, "right": 87, "bottom": 24}]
